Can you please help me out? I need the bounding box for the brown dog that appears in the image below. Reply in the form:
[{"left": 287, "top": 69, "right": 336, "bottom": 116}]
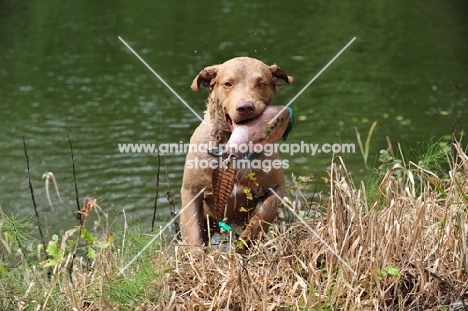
[{"left": 180, "top": 57, "right": 293, "bottom": 246}]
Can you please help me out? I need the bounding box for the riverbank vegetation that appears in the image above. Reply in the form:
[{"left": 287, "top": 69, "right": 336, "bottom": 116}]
[{"left": 1, "top": 139, "right": 467, "bottom": 310}]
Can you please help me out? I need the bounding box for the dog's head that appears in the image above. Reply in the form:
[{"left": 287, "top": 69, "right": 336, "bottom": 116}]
[{"left": 191, "top": 57, "right": 293, "bottom": 141}]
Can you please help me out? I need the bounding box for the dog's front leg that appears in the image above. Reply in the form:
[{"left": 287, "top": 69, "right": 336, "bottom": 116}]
[{"left": 239, "top": 184, "right": 284, "bottom": 243}]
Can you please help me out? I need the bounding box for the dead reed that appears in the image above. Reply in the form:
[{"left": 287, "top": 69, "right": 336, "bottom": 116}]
[{"left": 153, "top": 143, "right": 468, "bottom": 310}]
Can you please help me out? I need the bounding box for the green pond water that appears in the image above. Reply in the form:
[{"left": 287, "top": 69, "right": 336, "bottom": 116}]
[{"left": 1, "top": 0, "right": 467, "bottom": 237}]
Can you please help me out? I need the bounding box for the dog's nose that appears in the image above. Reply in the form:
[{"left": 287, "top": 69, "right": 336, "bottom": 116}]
[{"left": 236, "top": 101, "right": 255, "bottom": 115}]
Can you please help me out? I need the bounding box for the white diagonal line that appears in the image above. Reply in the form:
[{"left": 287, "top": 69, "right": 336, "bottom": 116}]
[
  {"left": 118, "top": 36, "right": 206, "bottom": 124},
  {"left": 119, "top": 187, "right": 206, "bottom": 275},
  {"left": 268, "top": 37, "right": 356, "bottom": 124},
  {"left": 269, "top": 188, "right": 357, "bottom": 275}
]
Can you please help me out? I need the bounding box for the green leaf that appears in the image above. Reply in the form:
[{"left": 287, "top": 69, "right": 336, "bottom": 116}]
[
  {"left": 383, "top": 266, "right": 400, "bottom": 276},
  {"left": 242, "top": 187, "right": 253, "bottom": 200},
  {"left": 87, "top": 246, "right": 97, "bottom": 259},
  {"left": 46, "top": 241, "right": 62, "bottom": 259},
  {"left": 42, "top": 239, "right": 64, "bottom": 267},
  {"left": 81, "top": 228, "right": 91, "bottom": 242},
  {"left": 377, "top": 266, "right": 400, "bottom": 278},
  {"left": 246, "top": 171, "right": 259, "bottom": 186},
  {"left": 81, "top": 228, "right": 98, "bottom": 244}
]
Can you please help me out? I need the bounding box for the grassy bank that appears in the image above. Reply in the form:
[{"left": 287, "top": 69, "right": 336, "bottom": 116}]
[{"left": 1, "top": 141, "right": 468, "bottom": 310}]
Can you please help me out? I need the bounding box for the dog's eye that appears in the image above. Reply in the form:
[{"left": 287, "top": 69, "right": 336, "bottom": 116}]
[
  {"left": 258, "top": 82, "right": 267, "bottom": 89},
  {"left": 224, "top": 82, "right": 233, "bottom": 88}
]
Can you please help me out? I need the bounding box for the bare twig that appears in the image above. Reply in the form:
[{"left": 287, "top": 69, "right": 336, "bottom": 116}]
[
  {"left": 23, "top": 137, "right": 45, "bottom": 248},
  {"left": 68, "top": 135, "right": 81, "bottom": 221},
  {"left": 151, "top": 152, "right": 161, "bottom": 231},
  {"left": 156, "top": 108, "right": 180, "bottom": 239},
  {"left": 151, "top": 115, "right": 162, "bottom": 232}
]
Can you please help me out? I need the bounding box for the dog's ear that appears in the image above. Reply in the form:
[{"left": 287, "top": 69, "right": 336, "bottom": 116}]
[
  {"left": 191, "top": 65, "right": 219, "bottom": 92},
  {"left": 270, "top": 64, "right": 293, "bottom": 93}
]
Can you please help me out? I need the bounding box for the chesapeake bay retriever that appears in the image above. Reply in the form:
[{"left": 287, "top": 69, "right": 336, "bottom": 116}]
[{"left": 180, "top": 57, "right": 293, "bottom": 246}]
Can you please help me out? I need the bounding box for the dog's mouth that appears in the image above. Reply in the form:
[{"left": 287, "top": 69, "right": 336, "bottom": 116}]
[
  {"left": 226, "top": 114, "right": 256, "bottom": 132},
  {"left": 226, "top": 115, "right": 235, "bottom": 132}
]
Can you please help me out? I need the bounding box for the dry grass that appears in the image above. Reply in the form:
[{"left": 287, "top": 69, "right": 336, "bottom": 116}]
[
  {"left": 2, "top": 143, "right": 468, "bottom": 310},
  {"left": 150, "top": 143, "right": 468, "bottom": 310}
]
